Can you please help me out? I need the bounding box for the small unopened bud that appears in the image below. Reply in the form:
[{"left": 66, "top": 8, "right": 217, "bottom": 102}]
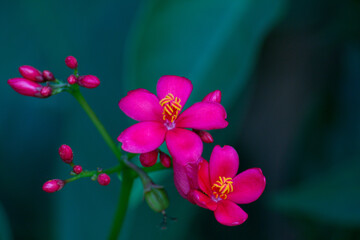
[
  {"left": 67, "top": 74, "right": 76, "bottom": 85},
  {"left": 202, "top": 90, "right": 221, "bottom": 103},
  {"left": 65, "top": 56, "right": 78, "bottom": 69},
  {"left": 40, "top": 86, "right": 52, "bottom": 98},
  {"left": 58, "top": 144, "right": 73, "bottom": 164},
  {"left": 77, "top": 75, "right": 100, "bottom": 89},
  {"left": 193, "top": 129, "right": 214, "bottom": 143},
  {"left": 19, "top": 65, "right": 44, "bottom": 82},
  {"left": 97, "top": 173, "right": 110, "bottom": 186},
  {"left": 42, "top": 179, "right": 65, "bottom": 193},
  {"left": 7, "top": 78, "right": 45, "bottom": 98},
  {"left": 73, "top": 165, "right": 83, "bottom": 174},
  {"left": 144, "top": 185, "right": 170, "bottom": 212},
  {"left": 42, "top": 70, "right": 55, "bottom": 81},
  {"left": 140, "top": 149, "right": 159, "bottom": 167},
  {"left": 159, "top": 152, "right": 171, "bottom": 168}
]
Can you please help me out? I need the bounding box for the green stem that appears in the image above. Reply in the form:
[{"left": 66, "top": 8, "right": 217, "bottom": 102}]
[
  {"left": 64, "top": 164, "right": 123, "bottom": 183},
  {"left": 108, "top": 168, "right": 134, "bottom": 240},
  {"left": 70, "top": 88, "right": 122, "bottom": 161}
]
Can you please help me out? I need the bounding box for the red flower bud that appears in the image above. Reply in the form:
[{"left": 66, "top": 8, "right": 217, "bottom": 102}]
[
  {"left": 42, "top": 179, "right": 65, "bottom": 193},
  {"left": 77, "top": 75, "right": 100, "bottom": 89},
  {"left": 140, "top": 149, "right": 159, "bottom": 167},
  {"left": 73, "top": 165, "right": 83, "bottom": 174},
  {"left": 42, "top": 70, "right": 55, "bottom": 81},
  {"left": 19, "top": 65, "right": 44, "bottom": 82},
  {"left": 40, "top": 86, "right": 52, "bottom": 98},
  {"left": 193, "top": 129, "right": 214, "bottom": 143},
  {"left": 65, "top": 56, "right": 78, "bottom": 69},
  {"left": 7, "top": 78, "right": 45, "bottom": 98},
  {"left": 58, "top": 144, "right": 73, "bottom": 164},
  {"left": 97, "top": 173, "right": 110, "bottom": 186},
  {"left": 202, "top": 90, "right": 221, "bottom": 103},
  {"left": 67, "top": 75, "right": 76, "bottom": 85},
  {"left": 159, "top": 152, "right": 171, "bottom": 168}
]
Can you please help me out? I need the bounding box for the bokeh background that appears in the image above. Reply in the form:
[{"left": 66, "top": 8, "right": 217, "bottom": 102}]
[{"left": 1, "top": 0, "right": 360, "bottom": 239}]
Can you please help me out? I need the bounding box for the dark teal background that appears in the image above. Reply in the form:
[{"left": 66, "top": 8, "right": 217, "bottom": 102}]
[{"left": 1, "top": 0, "right": 360, "bottom": 239}]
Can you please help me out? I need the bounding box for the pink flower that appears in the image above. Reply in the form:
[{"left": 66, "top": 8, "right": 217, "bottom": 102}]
[
  {"left": 190, "top": 145, "right": 266, "bottom": 226},
  {"left": 118, "top": 75, "right": 228, "bottom": 166}
]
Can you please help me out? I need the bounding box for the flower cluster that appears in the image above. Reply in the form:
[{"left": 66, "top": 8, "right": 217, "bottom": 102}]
[
  {"left": 7, "top": 56, "right": 265, "bottom": 227},
  {"left": 118, "top": 76, "right": 266, "bottom": 226}
]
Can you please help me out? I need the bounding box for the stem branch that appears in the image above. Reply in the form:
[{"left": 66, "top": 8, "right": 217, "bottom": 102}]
[
  {"left": 70, "top": 89, "right": 122, "bottom": 161},
  {"left": 64, "top": 164, "right": 122, "bottom": 183}
]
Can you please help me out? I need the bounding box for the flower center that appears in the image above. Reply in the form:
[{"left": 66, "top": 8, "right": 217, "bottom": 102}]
[
  {"left": 211, "top": 176, "right": 234, "bottom": 200},
  {"left": 159, "top": 93, "right": 182, "bottom": 123}
]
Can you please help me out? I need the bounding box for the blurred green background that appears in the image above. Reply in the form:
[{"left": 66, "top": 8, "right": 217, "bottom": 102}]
[{"left": 1, "top": 0, "right": 360, "bottom": 239}]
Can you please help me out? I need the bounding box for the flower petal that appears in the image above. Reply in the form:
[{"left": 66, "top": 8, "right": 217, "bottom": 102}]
[
  {"left": 191, "top": 190, "right": 217, "bottom": 211},
  {"left": 173, "top": 160, "right": 200, "bottom": 203},
  {"left": 156, "top": 75, "right": 193, "bottom": 108},
  {"left": 166, "top": 128, "right": 203, "bottom": 165},
  {"left": 210, "top": 145, "right": 239, "bottom": 184},
  {"left": 118, "top": 121, "right": 166, "bottom": 153},
  {"left": 118, "top": 88, "right": 163, "bottom": 122},
  {"left": 176, "top": 102, "right": 228, "bottom": 130},
  {"left": 227, "top": 168, "right": 266, "bottom": 204},
  {"left": 202, "top": 90, "right": 221, "bottom": 103},
  {"left": 214, "top": 200, "right": 248, "bottom": 226},
  {"left": 198, "top": 159, "right": 212, "bottom": 195}
]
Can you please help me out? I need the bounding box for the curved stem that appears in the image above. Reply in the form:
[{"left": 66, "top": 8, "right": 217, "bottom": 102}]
[
  {"left": 108, "top": 168, "right": 134, "bottom": 240},
  {"left": 70, "top": 89, "right": 122, "bottom": 161}
]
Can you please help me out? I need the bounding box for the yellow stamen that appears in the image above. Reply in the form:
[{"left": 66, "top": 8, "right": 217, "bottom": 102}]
[
  {"left": 159, "top": 93, "right": 182, "bottom": 122},
  {"left": 211, "top": 176, "right": 234, "bottom": 200}
]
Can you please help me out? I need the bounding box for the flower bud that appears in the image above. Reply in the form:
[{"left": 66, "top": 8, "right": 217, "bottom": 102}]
[
  {"left": 67, "top": 74, "right": 76, "bottom": 85},
  {"left": 58, "top": 144, "right": 73, "bottom": 164},
  {"left": 140, "top": 149, "right": 159, "bottom": 167},
  {"left": 65, "top": 56, "right": 78, "bottom": 69},
  {"left": 159, "top": 152, "right": 171, "bottom": 168},
  {"left": 19, "top": 65, "right": 44, "bottom": 82},
  {"left": 73, "top": 165, "right": 82, "bottom": 174},
  {"left": 202, "top": 90, "right": 221, "bottom": 103},
  {"left": 42, "top": 179, "right": 65, "bottom": 193},
  {"left": 42, "top": 70, "right": 55, "bottom": 81},
  {"left": 193, "top": 129, "right": 214, "bottom": 143},
  {"left": 97, "top": 173, "right": 110, "bottom": 186},
  {"left": 40, "top": 86, "right": 52, "bottom": 98},
  {"left": 7, "top": 78, "right": 45, "bottom": 98},
  {"left": 144, "top": 185, "right": 170, "bottom": 212},
  {"left": 77, "top": 75, "right": 100, "bottom": 89}
]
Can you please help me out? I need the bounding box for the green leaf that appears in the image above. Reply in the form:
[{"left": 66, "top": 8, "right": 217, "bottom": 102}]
[
  {"left": 271, "top": 161, "right": 360, "bottom": 227},
  {"left": 124, "top": 0, "right": 286, "bottom": 107}
]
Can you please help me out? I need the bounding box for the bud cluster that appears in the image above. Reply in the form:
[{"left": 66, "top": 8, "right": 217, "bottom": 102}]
[
  {"left": 42, "top": 144, "right": 114, "bottom": 193},
  {"left": 8, "top": 64, "right": 56, "bottom": 98},
  {"left": 7, "top": 56, "right": 100, "bottom": 99}
]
